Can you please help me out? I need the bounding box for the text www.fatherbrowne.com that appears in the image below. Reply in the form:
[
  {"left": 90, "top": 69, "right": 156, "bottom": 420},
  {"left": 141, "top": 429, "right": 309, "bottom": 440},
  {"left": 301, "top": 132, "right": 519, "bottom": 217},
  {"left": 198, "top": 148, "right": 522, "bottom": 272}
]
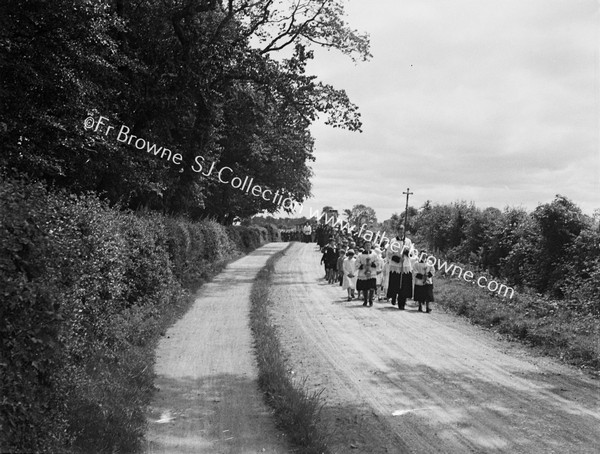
[{"left": 311, "top": 208, "right": 515, "bottom": 299}]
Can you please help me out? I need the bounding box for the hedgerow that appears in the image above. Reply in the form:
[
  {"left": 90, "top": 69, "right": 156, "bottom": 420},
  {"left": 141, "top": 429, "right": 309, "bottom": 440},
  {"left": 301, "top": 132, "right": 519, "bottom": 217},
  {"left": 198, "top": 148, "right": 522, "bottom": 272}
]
[{"left": 0, "top": 175, "right": 279, "bottom": 453}]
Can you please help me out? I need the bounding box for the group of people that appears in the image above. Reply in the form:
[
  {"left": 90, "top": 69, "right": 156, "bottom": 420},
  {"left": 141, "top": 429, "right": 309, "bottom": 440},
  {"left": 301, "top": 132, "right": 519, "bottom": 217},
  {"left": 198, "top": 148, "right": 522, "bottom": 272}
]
[
  {"left": 281, "top": 221, "right": 334, "bottom": 243},
  {"left": 319, "top": 225, "right": 435, "bottom": 312}
]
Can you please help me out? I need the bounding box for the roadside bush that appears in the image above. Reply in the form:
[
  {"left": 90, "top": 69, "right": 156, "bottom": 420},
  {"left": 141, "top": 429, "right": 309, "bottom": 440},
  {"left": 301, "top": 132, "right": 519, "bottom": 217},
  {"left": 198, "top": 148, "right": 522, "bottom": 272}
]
[
  {"left": 263, "top": 223, "right": 282, "bottom": 242},
  {"left": 1, "top": 178, "right": 72, "bottom": 453},
  {"left": 228, "top": 224, "right": 278, "bottom": 253},
  {"left": 0, "top": 175, "right": 280, "bottom": 453},
  {"left": 0, "top": 177, "right": 186, "bottom": 453},
  {"left": 435, "top": 275, "right": 600, "bottom": 373},
  {"left": 164, "top": 217, "right": 239, "bottom": 290}
]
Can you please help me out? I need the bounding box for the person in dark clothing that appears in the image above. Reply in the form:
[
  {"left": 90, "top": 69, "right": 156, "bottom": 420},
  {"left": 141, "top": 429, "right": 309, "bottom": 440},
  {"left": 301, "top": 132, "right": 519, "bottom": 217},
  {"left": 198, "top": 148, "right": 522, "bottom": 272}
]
[
  {"left": 336, "top": 248, "right": 346, "bottom": 286},
  {"left": 386, "top": 225, "right": 414, "bottom": 309},
  {"left": 321, "top": 241, "right": 338, "bottom": 283},
  {"left": 413, "top": 251, "right": 435, "bottom": 313}
]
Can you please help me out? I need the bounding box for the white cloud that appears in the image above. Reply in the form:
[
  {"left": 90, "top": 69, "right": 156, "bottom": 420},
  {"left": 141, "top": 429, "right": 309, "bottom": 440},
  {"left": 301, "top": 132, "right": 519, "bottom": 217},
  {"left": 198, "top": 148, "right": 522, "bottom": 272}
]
[{"left": 302, "top": 0, "right": 599, "bottom": 220}]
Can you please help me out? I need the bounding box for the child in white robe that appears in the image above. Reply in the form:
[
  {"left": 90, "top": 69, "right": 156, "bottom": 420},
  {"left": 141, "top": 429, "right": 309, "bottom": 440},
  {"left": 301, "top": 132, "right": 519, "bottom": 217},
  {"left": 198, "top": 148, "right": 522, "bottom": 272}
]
[
  {"left": 355, "top": 241, "right": 379, "bottom": 306},
  {"left": 342, "top": 250, "right": 357, "bottom": 300}
]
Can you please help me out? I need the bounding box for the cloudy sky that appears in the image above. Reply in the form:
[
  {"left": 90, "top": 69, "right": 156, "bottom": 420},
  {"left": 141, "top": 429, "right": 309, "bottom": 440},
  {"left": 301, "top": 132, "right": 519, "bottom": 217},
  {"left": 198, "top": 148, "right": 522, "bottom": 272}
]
[{"left": 293, "top": 0, "right": 598, "bottom": 221}]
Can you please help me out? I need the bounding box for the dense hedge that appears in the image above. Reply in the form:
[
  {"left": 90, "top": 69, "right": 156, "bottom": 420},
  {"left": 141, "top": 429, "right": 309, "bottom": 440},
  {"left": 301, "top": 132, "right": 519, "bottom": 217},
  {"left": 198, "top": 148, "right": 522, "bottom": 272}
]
[
  {"left": 0, "top": 176, "right": 279, "bottom": 453},
  {"left": 410, "top": 197, "right": 600, "bottom": 306}
]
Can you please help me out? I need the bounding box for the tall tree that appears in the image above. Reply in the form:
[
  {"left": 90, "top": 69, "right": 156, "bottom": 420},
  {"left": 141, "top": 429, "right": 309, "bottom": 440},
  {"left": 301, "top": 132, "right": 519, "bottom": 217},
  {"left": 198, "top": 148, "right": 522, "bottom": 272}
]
[
  {"left": 112, "top": 0, "right": 371, "bottom": 220},
  {"left": 382, "top": 213, "right": 402, "bottom": 234},
  {"left": 1, "top": 0, "right": 371, "bottom": 222},
  {"left": 347, "top": 204, "right": 377, "bottom": 228},
  {"left": 530, "top": 195, "right": 586, "bottom": 294}
]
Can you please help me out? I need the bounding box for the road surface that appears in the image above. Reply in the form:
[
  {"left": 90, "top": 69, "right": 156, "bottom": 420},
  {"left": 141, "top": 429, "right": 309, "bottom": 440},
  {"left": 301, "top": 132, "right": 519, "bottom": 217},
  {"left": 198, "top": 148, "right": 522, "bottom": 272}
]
[
  {"left": 268, "top": 242, "right": 600, "bottom": 453},
  {"left": 145, "top": 241, "right": 599, "bottom": 453},
  {"left": 145, "top": 243, "right": 290, "bottom": 454}
]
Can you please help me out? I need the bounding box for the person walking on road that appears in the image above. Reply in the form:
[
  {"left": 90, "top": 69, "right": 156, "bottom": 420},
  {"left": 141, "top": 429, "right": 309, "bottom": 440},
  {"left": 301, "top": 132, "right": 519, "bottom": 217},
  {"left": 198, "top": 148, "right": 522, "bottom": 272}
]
[
  {"left": 413, "top": 251, "right": 435, "bottom": 313},
  {"left": 342, "top": 249, "right": 357, "bottom": 300},
  {"left": 386, "top": 225, "right": 414, "bottom": 310},
  {"left": 373, "top": 245, "right": 385, "bottom": 301},
  {"left": 337, "top": 248, "right": 346, "bottom": 286},
  {"left": 356, "top": 241, "right": 379, "bottom": 307},
  {"left": 302, "top": 222, "right": 312, "bottom": 243},
  {"left": 321, "top": 240, "right": 338, "bottom": 284}
]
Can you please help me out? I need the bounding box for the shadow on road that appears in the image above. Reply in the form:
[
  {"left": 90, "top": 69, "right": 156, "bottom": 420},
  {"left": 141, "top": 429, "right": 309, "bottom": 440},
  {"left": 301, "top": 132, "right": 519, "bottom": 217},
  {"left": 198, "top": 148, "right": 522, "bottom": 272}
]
[{"left": 145, "top": 373, "right": 288, "bottom": 454}]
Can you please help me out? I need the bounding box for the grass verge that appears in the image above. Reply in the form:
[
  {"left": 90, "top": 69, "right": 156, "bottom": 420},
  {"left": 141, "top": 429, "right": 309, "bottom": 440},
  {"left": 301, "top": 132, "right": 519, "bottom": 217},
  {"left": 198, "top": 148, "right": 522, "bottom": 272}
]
[
  {"left": 249, "top": 244, "right": 330, "bottom": 454},
  {"left": 435, "top": 275, "right": 599, "bottom": 375}
]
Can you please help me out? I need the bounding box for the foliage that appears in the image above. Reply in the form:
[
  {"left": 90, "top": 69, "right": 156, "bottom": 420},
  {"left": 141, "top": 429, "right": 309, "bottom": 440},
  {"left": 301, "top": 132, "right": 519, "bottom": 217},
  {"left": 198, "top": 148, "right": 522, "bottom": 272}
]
[
  {"left": 344, "top": 204, "right": 377, "bottom": 228},
  {"left": 403, "top": 195, "right": 599, "bottom": 311},
  {"left": 0, "top": 175, "right": 279, "bottom": 453},
  {"left": 253, "top": 215, "right": 309, "bottom": 231},
  {"left": 1, "top": 177, "right": 72, "bottom": 453},
  {"left": 435, "top": 275, "right": 599, "bottom": 373},
  {"left": 560, "top": 227, "right": 600, "bottom": 315},
  {"left": 383, "top": 208, "right": 418, "bottom": 235},
  {"left": 0, "top": 0, "right": 371, "bottom": 222}
]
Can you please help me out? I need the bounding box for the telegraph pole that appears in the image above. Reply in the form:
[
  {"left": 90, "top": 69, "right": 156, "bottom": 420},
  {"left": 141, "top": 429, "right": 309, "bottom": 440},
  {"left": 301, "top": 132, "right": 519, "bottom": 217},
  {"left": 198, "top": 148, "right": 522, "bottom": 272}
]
[{"left": 402, "top": 188, "right": 413, "bottom": 239}]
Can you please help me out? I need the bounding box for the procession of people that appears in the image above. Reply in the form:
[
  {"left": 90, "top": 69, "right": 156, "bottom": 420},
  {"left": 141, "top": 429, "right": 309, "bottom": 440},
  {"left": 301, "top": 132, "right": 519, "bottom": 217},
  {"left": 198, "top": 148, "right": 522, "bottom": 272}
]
[{"left": 317, "top": 223, "right": 435, "bottom": 311}]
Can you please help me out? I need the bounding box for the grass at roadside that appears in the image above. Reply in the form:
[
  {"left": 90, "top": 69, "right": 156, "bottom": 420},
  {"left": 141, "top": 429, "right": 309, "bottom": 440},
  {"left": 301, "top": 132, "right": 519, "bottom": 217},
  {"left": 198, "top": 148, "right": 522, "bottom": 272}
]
[
  {"left": 250, "top": 244, "right": 330, "bottom": 454},
  {"left": 435, "top": 275, "right": 599, "bottom": 375}
]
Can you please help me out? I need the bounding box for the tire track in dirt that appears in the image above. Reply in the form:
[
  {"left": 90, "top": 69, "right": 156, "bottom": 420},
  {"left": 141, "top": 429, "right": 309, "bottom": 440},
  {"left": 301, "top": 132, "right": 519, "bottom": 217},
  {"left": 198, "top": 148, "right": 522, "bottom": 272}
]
[
  {"left": 269, "top": 242, "right": 600, "bottom": 454},
  {"left": 145, "top": 243, "right": 290, "bottom": 454}
]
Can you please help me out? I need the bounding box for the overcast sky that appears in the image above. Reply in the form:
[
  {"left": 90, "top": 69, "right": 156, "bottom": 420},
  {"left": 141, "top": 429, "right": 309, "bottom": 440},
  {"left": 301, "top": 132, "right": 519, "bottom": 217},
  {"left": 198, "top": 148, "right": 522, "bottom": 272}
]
[{"left": 292, "top": 0, "right": 599, "bottom": 221}]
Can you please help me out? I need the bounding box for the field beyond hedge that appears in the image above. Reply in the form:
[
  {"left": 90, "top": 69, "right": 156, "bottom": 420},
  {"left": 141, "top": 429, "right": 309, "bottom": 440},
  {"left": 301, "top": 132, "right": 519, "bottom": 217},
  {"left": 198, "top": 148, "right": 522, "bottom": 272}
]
[{"left": 0, "top": 176, "right": 280, "bottom": 453}]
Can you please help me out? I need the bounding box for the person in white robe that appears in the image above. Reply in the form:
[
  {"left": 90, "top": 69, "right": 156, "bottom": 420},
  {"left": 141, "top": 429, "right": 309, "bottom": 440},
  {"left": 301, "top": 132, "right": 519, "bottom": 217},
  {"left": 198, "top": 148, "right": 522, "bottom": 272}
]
[
  {"left": 342, "top": 250, "right": 358, "bottom": 300},
  {"left": 386, "top": 225, "right": 415, "bottom": 310},
  {"left": 355, "top": 241, "right": 379, "bottom": 307}
]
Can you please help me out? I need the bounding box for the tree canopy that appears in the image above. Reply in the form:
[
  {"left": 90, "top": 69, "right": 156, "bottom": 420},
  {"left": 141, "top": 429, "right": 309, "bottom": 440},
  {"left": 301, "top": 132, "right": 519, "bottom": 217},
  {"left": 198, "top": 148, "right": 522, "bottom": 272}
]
[
  {"left": 0, "top": 0, "right": 370, "bottom": 222},
  {"left": 346, "top": 203, "right": 377, "bottom": 228}
]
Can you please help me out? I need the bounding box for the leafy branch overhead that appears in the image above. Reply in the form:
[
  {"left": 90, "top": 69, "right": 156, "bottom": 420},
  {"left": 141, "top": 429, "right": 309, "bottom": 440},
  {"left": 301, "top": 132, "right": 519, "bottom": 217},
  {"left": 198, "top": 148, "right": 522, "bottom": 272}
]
[
  {"left": 211, "top": 0, "right": 371, "bottom": 60},
  {"left": 0, "top": 0, "right": 371, "bottom": 222}
]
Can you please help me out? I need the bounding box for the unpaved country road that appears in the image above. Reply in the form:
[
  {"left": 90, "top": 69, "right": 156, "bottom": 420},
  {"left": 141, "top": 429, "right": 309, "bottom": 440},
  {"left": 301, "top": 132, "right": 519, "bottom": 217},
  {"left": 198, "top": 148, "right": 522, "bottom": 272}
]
[
  {"left": 270, "top": 243, "right": 600, "bottom": 454},
  {"left": 145, "top": 243, "right": 289, "bottom": 454}
]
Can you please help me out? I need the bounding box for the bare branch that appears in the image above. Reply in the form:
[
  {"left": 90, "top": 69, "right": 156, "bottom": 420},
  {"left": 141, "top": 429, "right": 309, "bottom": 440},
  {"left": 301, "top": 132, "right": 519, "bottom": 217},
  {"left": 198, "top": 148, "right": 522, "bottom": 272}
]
[
  {"left": 260, "top": 0, "right": 327, "bottom": 54},
  {"left": 260, "top": 0, "right": 302, "bottom": 53}
]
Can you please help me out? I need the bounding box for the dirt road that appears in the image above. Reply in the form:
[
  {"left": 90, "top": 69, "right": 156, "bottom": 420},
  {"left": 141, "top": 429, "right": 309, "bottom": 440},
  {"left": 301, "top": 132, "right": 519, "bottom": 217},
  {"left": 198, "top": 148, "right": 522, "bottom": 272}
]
[
  {"left": 269, "top": 242, "right": 600, "bottom": 453},
  {"left": 145, "top": 243, "right": 289, "bottom": 454}
]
